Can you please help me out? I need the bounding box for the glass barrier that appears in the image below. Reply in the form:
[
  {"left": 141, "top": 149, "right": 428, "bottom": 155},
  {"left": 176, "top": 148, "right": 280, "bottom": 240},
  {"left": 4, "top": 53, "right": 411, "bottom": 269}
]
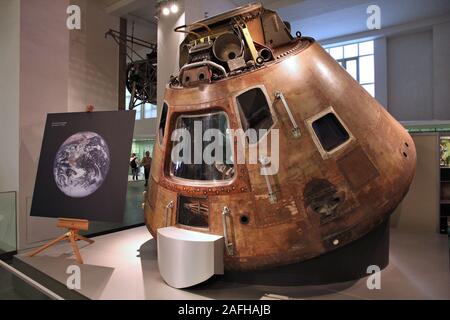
[
  {"left": 81, "top": 183, "right": 145, "bottom": 236},
  {"left": 0, "top": 192, "right": 17, "bottom": 255},
  {"left": 0, "top": 262, "right": 50, "bottom": 300}
]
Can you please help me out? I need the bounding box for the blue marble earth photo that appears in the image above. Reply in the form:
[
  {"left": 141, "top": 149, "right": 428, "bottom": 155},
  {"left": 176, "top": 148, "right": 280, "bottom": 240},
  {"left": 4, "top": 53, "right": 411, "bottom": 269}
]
[{"left": 53, "top": 132, "right": 110, "bottom": 198}]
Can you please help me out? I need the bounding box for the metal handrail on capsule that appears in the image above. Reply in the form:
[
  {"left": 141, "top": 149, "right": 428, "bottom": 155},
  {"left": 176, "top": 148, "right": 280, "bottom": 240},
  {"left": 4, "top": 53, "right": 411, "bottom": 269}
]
[
  {"left": 275, "top": 91, "right": 301, "bottom": 138},
  {"left": 222, "top": 206, "right": 234, "bottom": 256},
  {"left": 165, "top": 201, "right": 175, "bottom": 227}
]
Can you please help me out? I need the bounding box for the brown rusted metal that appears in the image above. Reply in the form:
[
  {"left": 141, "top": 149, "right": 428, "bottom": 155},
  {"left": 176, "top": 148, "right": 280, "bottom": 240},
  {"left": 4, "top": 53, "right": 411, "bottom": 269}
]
[{"left": 144, "top": 5, "right": 416, "bottom": 271}]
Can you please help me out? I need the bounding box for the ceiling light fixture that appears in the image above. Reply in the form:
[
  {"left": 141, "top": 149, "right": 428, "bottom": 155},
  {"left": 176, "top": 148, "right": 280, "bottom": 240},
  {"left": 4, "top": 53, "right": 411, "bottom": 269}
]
[
  {"left": 170, "top": 3, "right": 179, "bottom": 14},
  {"left": 157, "top": 0, "right": 179, "bottom": 17},
  {"left": 162, "top": 6, "right": 170, "bottom": 16}
]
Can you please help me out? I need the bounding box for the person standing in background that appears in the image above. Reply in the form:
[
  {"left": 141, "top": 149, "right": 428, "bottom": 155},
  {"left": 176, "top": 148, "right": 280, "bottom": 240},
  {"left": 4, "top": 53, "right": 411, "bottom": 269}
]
[
  {"left": 130, "top": 153, "right": 139, "bottom": 181},
  {"left": 141, "top": 151, "right": 152, "bottom": 187},
  {"left": 86, "top": 105, "right": 95, "bottom": 113}
]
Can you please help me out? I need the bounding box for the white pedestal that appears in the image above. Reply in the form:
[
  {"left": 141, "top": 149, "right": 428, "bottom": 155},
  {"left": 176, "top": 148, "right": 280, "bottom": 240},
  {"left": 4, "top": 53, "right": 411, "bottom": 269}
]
[{"left": 157, "top": 227, "right": 224, "bottom": 289}]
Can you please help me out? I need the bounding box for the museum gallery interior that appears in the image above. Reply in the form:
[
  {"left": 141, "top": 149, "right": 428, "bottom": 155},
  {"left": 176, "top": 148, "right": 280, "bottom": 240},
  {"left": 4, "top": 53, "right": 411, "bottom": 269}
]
[{"left": 0, "top": 0, "right": 449, "bottom": 301}]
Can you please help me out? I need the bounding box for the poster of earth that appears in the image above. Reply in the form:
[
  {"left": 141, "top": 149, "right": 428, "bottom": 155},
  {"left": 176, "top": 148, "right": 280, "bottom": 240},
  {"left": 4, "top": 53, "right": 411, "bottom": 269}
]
[{"left": 31, "top": 111, "right": 135, "bottom": 222}]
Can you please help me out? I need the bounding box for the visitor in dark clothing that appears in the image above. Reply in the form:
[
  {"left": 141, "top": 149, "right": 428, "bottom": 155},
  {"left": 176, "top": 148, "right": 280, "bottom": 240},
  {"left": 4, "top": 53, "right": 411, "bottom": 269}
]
[
  {"left": 130, "top": 153, "right": 139, "bottom": 181},
  {"left": 141, "top": 151, "right": 152, "bottom": 187}
]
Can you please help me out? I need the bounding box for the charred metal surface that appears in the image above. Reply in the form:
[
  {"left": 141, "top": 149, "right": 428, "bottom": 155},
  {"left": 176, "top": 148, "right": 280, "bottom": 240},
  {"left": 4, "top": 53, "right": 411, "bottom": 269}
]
[
  {"left": 303, "top": 179, "right": 345, "bottom": 225},
  {"left": 144, "top": 4, "right": 417, "bottom": 271},
  {"left": 337, "top": 146, "right": 380, "bottom": 190}
]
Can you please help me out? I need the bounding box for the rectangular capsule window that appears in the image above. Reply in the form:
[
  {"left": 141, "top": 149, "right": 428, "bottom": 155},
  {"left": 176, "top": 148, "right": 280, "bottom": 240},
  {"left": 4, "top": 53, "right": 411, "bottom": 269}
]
[
  {"left": 312, "top": 113, "right": 350, "bottom": 152},
  {"left": 236, "top": 88, "right": 273, "bottom": 133},
  {"left": 170, "top": 112, "right": 235, "bottom": 181}
]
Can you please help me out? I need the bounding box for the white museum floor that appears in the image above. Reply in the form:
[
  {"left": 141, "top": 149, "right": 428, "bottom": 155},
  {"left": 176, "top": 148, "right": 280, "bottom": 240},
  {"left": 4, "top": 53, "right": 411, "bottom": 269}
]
[{"left": 16, "top": 226, "right": 450, "bottom": 300}]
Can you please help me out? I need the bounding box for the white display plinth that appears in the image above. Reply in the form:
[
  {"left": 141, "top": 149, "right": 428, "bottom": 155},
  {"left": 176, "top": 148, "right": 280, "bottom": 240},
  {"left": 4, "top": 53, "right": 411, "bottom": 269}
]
[{"left": 157, "top": 227, "right": 224, "bottom": 289}]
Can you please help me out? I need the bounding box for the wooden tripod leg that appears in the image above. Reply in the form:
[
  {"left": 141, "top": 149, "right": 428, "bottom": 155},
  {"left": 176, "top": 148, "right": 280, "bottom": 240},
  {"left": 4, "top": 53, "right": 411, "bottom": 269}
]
[
  {"left": 28, "top": 233, "right": 69, "bottom": 257},
  {"left": 75, "top": 234, "right": 95, "bottom": 244},
  {"left": 69, "top": 230, "right": 84, "bottom": 264}
]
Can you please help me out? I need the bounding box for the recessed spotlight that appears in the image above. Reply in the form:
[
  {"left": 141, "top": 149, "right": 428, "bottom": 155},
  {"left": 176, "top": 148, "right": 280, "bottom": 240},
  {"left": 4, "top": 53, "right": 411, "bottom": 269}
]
[
  {"left": 162, "top": 6, "right": 170, "bottom": 16},
  {"left": 170, "top": 4, "right": 179, "bottom": 14}
]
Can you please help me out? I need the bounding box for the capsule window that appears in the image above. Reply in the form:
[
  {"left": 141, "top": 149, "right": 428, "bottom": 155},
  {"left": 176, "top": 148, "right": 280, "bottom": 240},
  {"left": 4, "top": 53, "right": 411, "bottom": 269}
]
[
  {"left": 177, "top": 196, "right": 209, "bottom": 228},
  {"left": 159, "top": 103, "right": 168, "bottom": 144},
  {"left": 312, "top": 113, "right": 350, "bottom": 152},
  {"left": 236, "top": 88, "right": 273, "bottom": 133},
  {"left": 170, "top": 111, "right": 235, "bottom": 182}
]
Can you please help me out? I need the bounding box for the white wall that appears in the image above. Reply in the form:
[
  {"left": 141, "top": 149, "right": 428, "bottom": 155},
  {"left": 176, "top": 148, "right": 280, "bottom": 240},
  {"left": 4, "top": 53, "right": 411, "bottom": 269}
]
[
  {"left": 18, "top": 0, "right": 122, "bottom": 249},
  {"left": 391, "top": 134, "right": 440, "bottom": 233},
  {"left": 183, "top": 0, "right": 235, "bottom": 23},
  {"left": 387, "top": 30, "right": 434, "bottom": 120},
  {"left": 134, "top": 119, "right": 157, "bottom": 140},
  {"left": 19, "top": 0, "right": 71, "bottom": 248},
  {"left": 69, "top": 0, "right": 120, "bottom": 112},
  {"left": 384, "top": 22, "right": 450, "bottom": 121},
  {"left": 374, "top": 37, "right": 388, "bottom": 108},
  {"left": 0, "top": 0, "right": 20, "bottom": 194},
  {"left": 157, "top": 10, "right": 185, "bottom": 114},
  {"left": 433, "top": 21, "right": 450, "bottom": 120}
]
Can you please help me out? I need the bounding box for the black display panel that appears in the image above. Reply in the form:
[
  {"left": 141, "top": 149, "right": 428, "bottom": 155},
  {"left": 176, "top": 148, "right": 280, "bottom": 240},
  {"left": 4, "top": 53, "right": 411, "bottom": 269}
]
[{"left": 31, "top": 111, "right": 135, "bottom": 222}]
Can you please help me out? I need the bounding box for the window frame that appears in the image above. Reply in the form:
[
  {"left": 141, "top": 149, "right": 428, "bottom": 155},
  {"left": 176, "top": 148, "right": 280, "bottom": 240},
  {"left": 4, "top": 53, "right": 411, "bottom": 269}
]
[
  {"left": 168, "top": 110, "right": 237, "bottom": 185},
  {"left": 158, "top": 102, "right": 169, "bottom": 146},
  {"left": 306, "top": 106, "right": 354, "bottom": 159},
  {"left": 325, "top": 40, "right": 375, "bottom": 97},
  {"left": 134, "top": 104, "right": 142, "bottom": 121},
  {"left": 232, "top": 85, "right": 277, "bottom": 147},
  {"left": 144, "top": 103, "right": 158, "bottom": 119},
  {"left": 126, "top": 92, "right": 158, "bottom": 120},
  {"left": 339, "top": 57, "right": 359, "bottom": 81}
]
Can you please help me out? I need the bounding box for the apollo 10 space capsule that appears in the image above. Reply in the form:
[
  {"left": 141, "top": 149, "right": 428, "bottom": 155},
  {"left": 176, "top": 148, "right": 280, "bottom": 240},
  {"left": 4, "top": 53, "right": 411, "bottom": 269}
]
[{"left": 144, "top": 3, "right": 416, "bottom": 287}]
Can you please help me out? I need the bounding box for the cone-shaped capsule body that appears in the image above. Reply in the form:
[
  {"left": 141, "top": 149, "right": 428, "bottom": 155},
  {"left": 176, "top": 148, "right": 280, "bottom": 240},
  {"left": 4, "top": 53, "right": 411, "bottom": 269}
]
[{"left": 144, "top": 3, "right": 416, "bottom": 271}]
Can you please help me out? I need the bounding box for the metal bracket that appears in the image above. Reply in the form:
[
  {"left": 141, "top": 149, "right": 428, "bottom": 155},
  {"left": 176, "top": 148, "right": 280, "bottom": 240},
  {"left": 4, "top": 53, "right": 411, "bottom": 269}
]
[
  {"left": 105, "top": 29, "right": 157, "bottom": 62},
  {"left": 260, "top": 156, "right": 278, "bottom": 204},
  {"left": 165, "top": 201, "right": 174, "bottom": 227},
  {"left": 179, "top": 61, "right": 227, "bottom": 81},
  {"left": 241, "top": 26, "right": 259, "bottom": 63},
  {"left": 275, "top": 91, "right": 301, "bottom": 138},
  {"left": 265, "top": 177, "right": 278, "bottom": 204},
  {"left": 222, "top": 206, "right": 234, "bottom": 256}
]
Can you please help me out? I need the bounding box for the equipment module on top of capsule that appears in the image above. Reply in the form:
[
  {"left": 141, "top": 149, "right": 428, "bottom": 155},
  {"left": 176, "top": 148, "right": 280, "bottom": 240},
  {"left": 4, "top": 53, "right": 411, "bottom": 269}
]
[{"left": 143, "top": 3, "right": 416, "bottom": 287}]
